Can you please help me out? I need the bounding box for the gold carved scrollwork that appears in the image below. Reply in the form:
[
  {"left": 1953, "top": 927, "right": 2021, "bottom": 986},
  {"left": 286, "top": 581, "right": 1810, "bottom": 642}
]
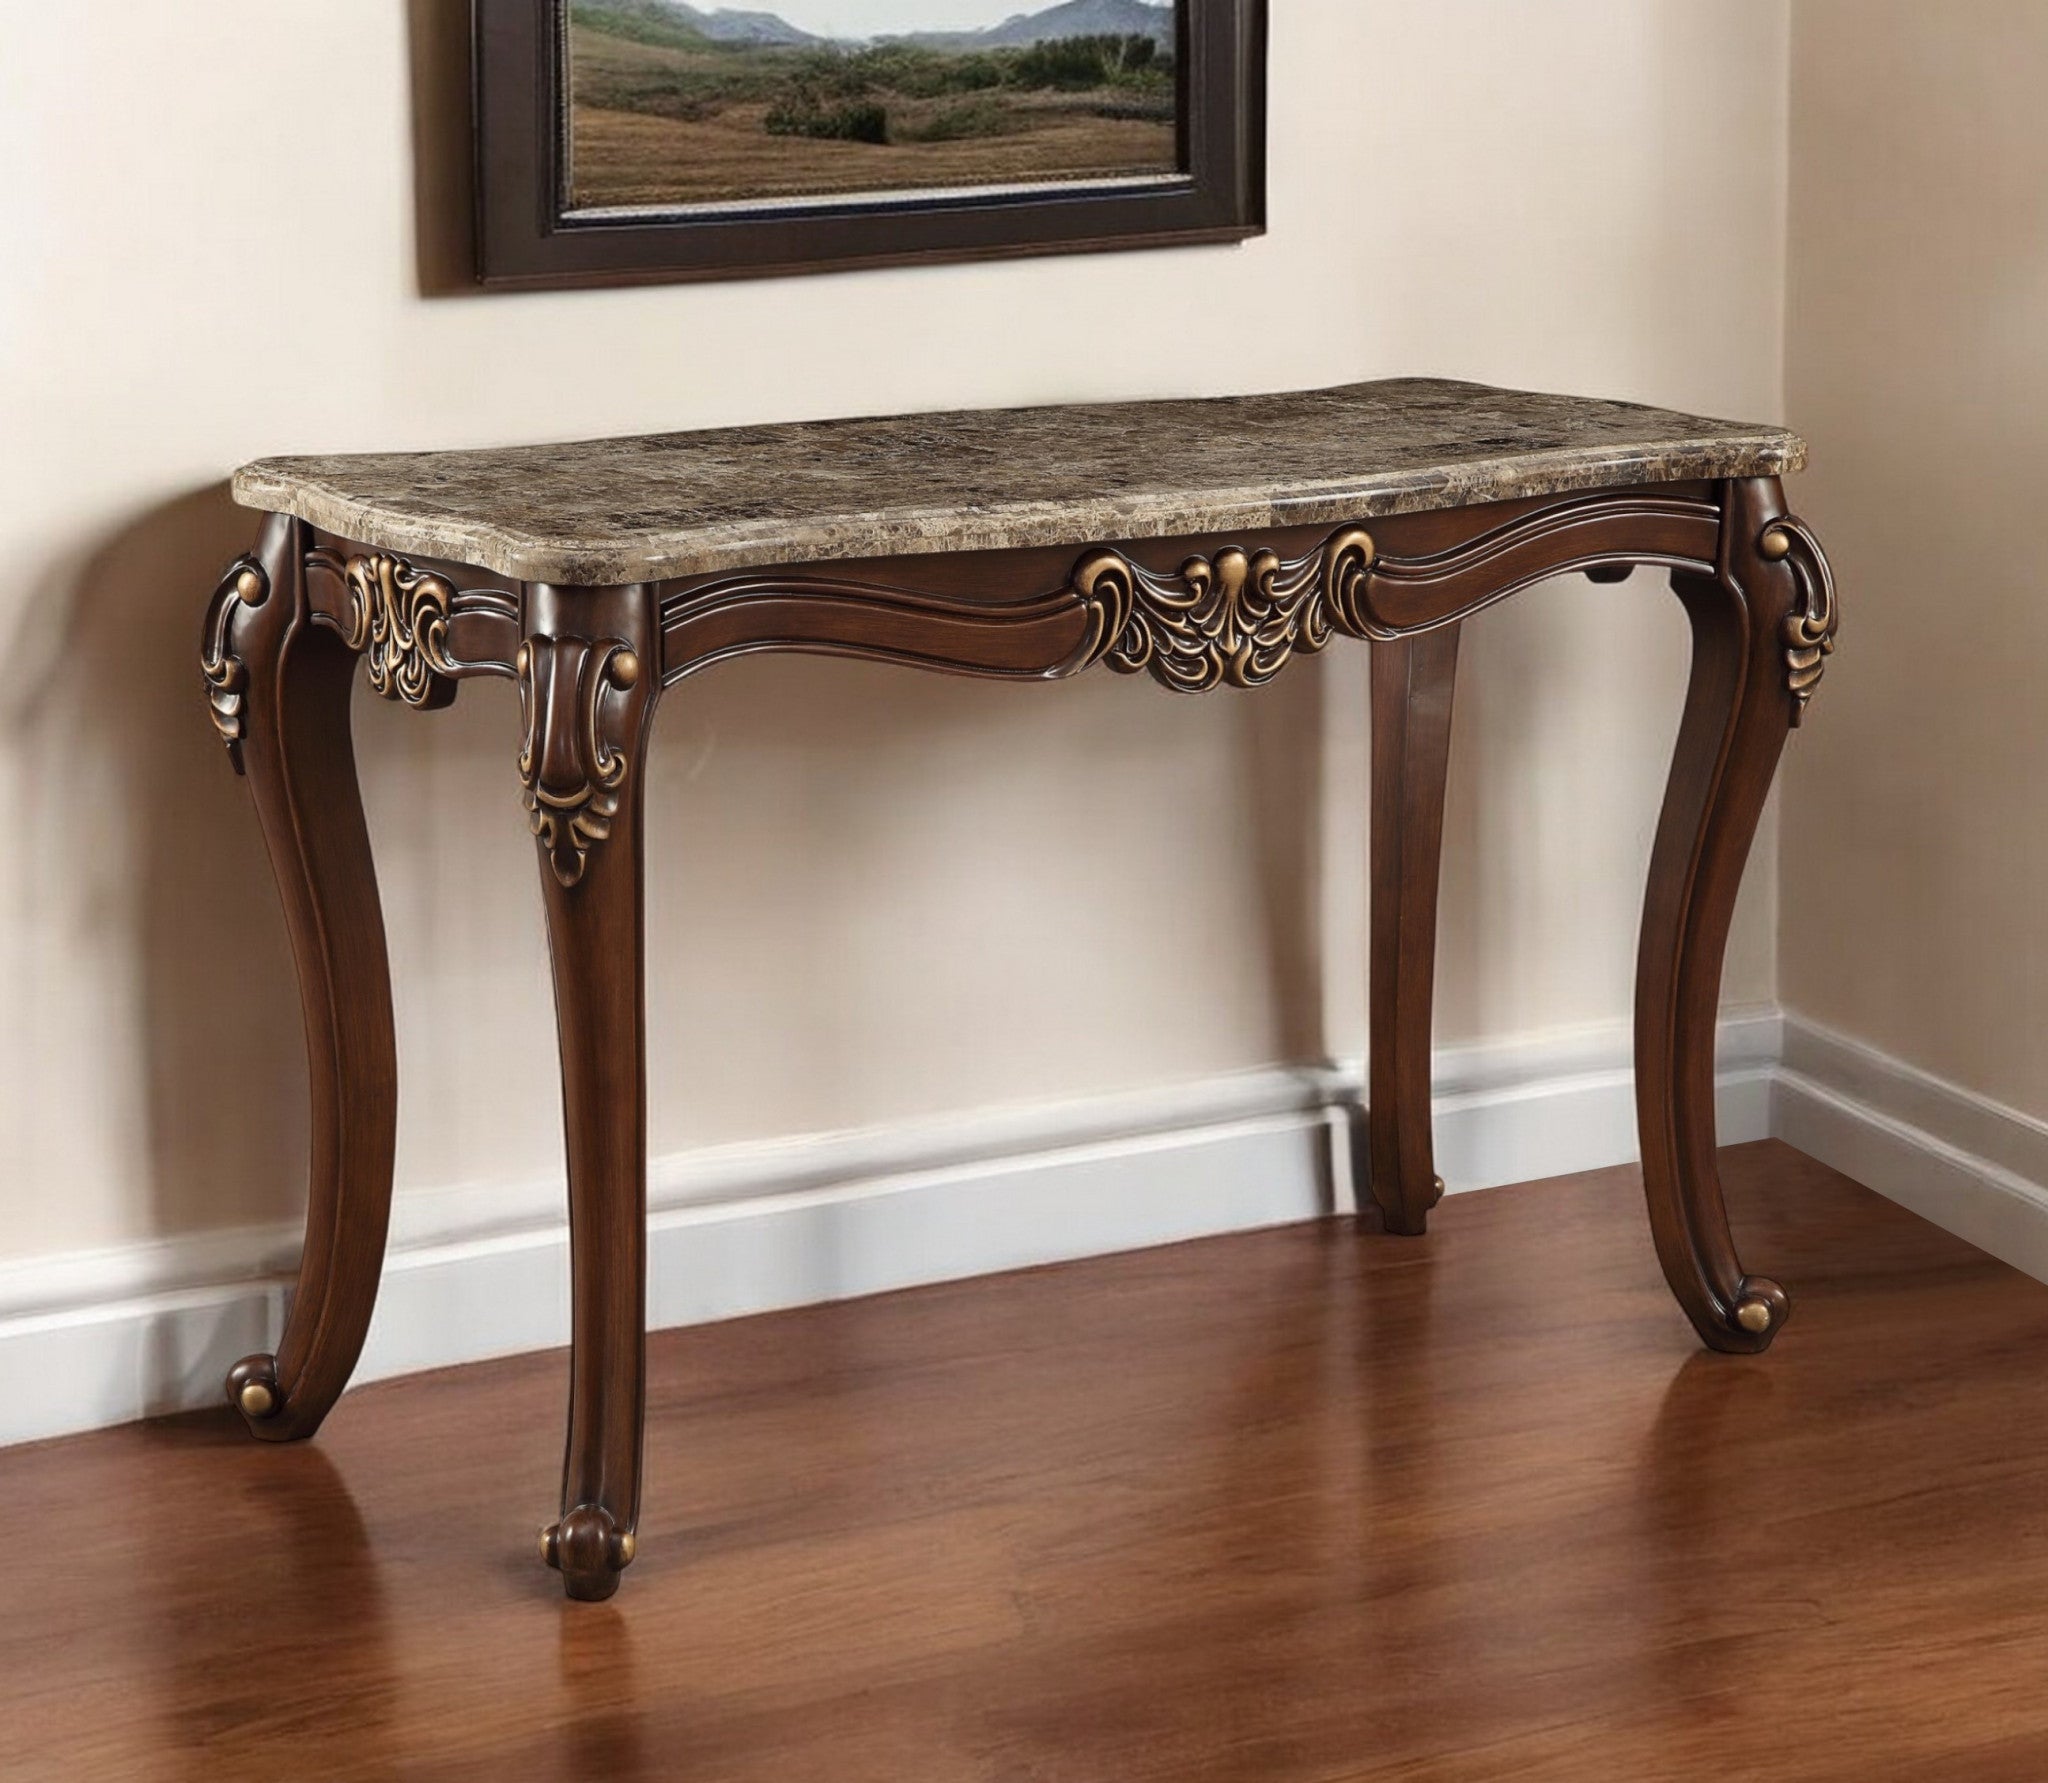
[
  {"left": 516, "top": 634, "right": 644, "bottom": 888},
  {"left": 1760, "top": 517, "right": 1838, "bottom": 724},
  {"left": 199, "top": 556, "right": 270, "bottom": 764},
  {"left": 342, "top": 553, "right": 457, "bottom": 705},
  {"left": 1072, "top": 529, "right": 1378, "bottom": 692}
]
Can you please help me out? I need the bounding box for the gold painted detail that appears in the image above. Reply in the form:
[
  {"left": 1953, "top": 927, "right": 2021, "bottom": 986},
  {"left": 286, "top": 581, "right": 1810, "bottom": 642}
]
[
  {"left": 1735, "top": 1299, "right": 1774, "bottom": 1334},
  {"left": 1761, "top": 518, "right": 1837, "bottom": 725},
  {"left": 1073, "top": 528, "right": 1377, "bottom": 693},
  {"left": 237, "top": 1380, "right": 278, "bottom": 1419},
  {"left": 343, "top": 553, "right": 457, "bottom": 705},
  {"left": 518, "top": 635, "right": 643, "bottom": 888},
  {"left": 199, "top": 558, "right": 271, "bottom": 762}
]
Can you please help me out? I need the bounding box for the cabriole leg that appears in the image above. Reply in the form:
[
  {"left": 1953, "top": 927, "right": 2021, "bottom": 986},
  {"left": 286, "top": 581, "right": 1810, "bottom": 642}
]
[
  {"left": 1358, "top": 623, "right": 1462, "bottom": 1235},
  {"left": 202, "top": 514, "right": 398, "bottom": 1439},
  {"left": 1638, "top": 478, "right": 1835, "bottom": 1351},
  {"left": 520, "top": 584, "right": 657, "bottom": 1601}
]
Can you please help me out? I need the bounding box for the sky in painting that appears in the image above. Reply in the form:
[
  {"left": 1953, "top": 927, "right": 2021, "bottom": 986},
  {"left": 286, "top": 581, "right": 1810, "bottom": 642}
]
[{"left": 761, "top": 2, "right": 1156, "bottom": 38}]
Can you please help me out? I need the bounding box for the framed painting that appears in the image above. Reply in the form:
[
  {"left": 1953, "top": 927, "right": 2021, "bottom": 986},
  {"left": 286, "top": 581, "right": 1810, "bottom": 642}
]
[{"left": 473, "top": 0, "right": 1266, "bottom": 288}]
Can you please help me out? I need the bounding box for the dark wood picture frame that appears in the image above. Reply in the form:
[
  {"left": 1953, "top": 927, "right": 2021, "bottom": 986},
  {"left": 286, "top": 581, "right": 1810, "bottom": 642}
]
[{"left": 472, "top": 0, "right": 1266, "bottom": 290}]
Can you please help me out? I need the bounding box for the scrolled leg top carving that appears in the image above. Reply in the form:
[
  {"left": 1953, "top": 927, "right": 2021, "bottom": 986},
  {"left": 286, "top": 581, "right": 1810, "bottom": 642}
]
[
  {"left": 1073, "top": 528, "right": 1377, "bottom": 693},
  {"left": 517, "top": 632, "right": 645, "bottom": 888},
  {"left": 1759, "top": 516, "right": 1837, "bottom": 724},
  {"left": 199, "top": 556, "right": 271, "bottom": 768}
]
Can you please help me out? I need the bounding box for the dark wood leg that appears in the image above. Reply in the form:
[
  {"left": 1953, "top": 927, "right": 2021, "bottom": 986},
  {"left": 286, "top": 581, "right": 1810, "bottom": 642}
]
[
  {"left": 1357, "top": 623, "right": 1462, "bottom": 1235},
  {"left": 520, "top": 584, "right": 657, "bottom": 1601},
  {"left": 1637, "top": 477, "right": 1833, "bottom": 1352},
  {"left": 203, "top": 515, "right": 398, "bottom": 1440}
]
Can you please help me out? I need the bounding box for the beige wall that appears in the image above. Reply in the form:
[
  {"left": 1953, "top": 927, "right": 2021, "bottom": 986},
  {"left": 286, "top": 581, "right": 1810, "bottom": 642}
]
[
  {"left": 0, "top": 1, "right": 1791, "bottom": 1261},
  {"left": 1782, "top": 0, "right": 2048, "bottom": 1107}
]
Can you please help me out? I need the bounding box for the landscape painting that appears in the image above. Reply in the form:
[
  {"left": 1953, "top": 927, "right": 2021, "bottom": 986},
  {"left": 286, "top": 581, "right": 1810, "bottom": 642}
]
[{"left": 565, "top": 0, "right": 1184, "bottom": 212}]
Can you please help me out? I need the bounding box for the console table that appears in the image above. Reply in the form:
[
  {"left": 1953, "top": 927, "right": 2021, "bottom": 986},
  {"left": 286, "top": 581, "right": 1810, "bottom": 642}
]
[{"left": 202, "top": 378, "right": 1836, "bottom": 1601}]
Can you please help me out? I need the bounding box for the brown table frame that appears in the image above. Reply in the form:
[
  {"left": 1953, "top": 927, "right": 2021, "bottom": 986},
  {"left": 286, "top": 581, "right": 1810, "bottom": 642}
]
[{"left": 201, "top": 474, "right": 1836, "bottom": 1600}]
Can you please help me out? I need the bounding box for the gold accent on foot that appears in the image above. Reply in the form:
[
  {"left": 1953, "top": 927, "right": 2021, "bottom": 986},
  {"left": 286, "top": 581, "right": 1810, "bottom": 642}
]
[
  {"left": 1736, "top": 1299, "right": 1773, "bottom": 1333},
  {"left": 618, "top": 1530, "right": 636, "bottom": 1566},
  {"left": 237, "top": 1380, "right": 277, "bottom": 1419}
]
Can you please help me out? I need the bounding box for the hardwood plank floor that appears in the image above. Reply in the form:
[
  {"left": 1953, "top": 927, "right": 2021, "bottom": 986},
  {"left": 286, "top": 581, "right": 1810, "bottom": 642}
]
[{"left": 7, "top": 1140, "right": 2048, "bottom": 1780}]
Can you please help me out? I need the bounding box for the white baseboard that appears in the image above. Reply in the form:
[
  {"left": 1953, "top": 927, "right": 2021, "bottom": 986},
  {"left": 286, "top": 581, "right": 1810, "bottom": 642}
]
[
  {"left": 0, "top": 1012, "right": 1782, "bottom": 1448},
  {"left": 1773, "top": 1014, "right": 2048, "bottom": 1283},
  {"left": 13, "top": 1003, "right": 2039, "bottom": 1461},
  {"left": 1434, "top": 1008, "right": 1779, "bottom": 1193}
]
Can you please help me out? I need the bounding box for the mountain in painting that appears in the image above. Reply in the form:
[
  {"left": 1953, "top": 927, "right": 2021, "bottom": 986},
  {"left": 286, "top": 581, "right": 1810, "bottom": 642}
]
[
  {"left": 942, "top": 2, "right": 1175, "bottom": 50},
  {"left": 584, "top": 0, "right": 1175, "bottom": 50}
]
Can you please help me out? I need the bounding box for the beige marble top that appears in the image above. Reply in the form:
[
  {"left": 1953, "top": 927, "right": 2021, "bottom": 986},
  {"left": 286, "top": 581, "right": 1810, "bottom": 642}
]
[{"left": 232, "top": 378, "right": 1803, "bottom": 586}]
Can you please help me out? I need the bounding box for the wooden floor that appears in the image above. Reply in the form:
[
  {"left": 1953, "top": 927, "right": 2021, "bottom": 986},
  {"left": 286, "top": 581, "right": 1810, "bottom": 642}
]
[{"left": 9, "top": 1141, "right": 2048, "bottom": 1780}]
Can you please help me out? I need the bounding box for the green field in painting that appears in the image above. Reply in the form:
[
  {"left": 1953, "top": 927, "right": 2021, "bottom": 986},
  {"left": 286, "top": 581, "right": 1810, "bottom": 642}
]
[{"left": 568, "top": 8, "right": 1179, "bottom": 210}]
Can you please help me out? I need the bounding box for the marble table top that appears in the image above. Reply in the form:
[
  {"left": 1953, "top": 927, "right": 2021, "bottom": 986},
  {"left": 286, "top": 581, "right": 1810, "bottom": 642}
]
[{"left": 233, "top": 378, "right": 1804, "bottom": 586}]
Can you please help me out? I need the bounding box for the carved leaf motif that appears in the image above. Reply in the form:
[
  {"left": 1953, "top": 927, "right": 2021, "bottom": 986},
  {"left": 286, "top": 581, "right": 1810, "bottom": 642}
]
[
  {"left": 344, "top": 554, "right": 456, "bottom": 706},
  {"left": 199, "top": 556, "right": 270, "bottom": 765},
  {"left": 1765, "top": 517, "right": 1838, "bottom": 724},
  {"left": 1073, "top": 529, "right": 1378, "bottom": 693},
  {"left": 516, "top": 634, "right": 642, "bottom": 888}
]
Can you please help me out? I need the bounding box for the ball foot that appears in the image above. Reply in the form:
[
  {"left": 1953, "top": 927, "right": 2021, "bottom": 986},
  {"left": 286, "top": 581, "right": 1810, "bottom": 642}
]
[
  {"left": 541, "top": 1504, "right": 636, "bottom": 1602},
  {"left": 1726, "top": 1276, "right": 1790, "bottom": 1351},
  {"left": 226, "top": 1355, "right": 285, "bottom": 1432}
]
